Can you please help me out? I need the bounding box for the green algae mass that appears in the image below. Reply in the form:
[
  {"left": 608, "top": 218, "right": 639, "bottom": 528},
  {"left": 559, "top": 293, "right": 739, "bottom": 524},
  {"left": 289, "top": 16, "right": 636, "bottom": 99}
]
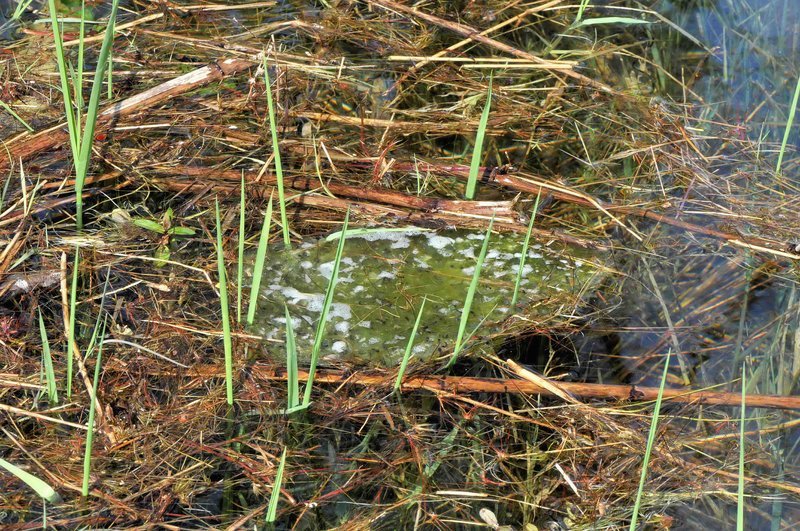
[{"left": 248, "top": 228, "right": 599, "bottom": 365}]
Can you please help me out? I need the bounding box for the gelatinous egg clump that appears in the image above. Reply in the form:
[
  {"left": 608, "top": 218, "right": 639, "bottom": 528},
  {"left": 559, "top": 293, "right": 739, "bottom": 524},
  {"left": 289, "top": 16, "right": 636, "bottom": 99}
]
[{"left": 248, "top": 228, "right": 598, "bottom": 364}]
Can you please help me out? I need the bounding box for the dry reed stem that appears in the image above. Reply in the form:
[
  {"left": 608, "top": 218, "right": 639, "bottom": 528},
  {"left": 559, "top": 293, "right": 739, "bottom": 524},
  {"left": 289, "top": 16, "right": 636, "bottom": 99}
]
[{"left": 127, "top": 363, "right": 800, "bottom": 410}]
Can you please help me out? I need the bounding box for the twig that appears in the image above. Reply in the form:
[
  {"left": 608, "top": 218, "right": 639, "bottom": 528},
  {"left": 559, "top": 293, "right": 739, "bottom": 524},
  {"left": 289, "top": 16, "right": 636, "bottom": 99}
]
[
  {"left": 368, "top": 0, "right": 615, "bottom": 94},
  {"left": 0, "top": 402, "right": 88, "bottom": 431}
]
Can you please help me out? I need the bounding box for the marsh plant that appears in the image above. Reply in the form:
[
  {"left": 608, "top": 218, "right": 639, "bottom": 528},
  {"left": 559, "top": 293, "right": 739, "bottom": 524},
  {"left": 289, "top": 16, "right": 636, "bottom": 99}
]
[{"left": 48, "top": 0, "right": 120, "bottom": 229}]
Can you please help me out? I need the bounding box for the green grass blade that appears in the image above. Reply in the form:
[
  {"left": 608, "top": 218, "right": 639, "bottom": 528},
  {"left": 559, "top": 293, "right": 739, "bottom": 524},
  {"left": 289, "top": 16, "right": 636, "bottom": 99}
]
[
  {"left": 82, "top": 318, "right": 105, "bottom": 497},
  {"left": 465, "top": 74, "right": 493, "bottom": 200},
  {"left": 74, "top": 0, "right": 86, "bottom": 130},
  {"left": 73, "top": 0, "right": 119, "bottom": 229},
  {"left": 284, "top": 304, "right": 299, "bottom": 410},
  {"left": 302, "top": 209, "right": 349, "bottom": 406},
  {"left": 0, "top": 101, "right": 33, "bottom": 132},
  {"left": 48, "top": 0, "right": 79, "bottom": 156},
  {"left": 395, "top": 297, "right": 427, "bottom": 392},
  {"left": 776, "top": 73, "right": 800, "bottom": 175},
  {"left": 630, "top": 350, "right": 671, "bottom": 530},
  {"left": 266, "top": 447, "right": 288, "bottom": 523},
  {"left": 215, "top": 199, "right": 234, "bottom": 405},
  {"left": 12, "top": 0, "right": 35, "bottom": 20},
  {"left": 448, "top": 217, "right": 494, "bottom": 367},
  {"left": 737, "top": 363, "right": 747, "bottom": 531},
  {"left": 575, "top": 0, "right": 590, "bottom": 23},
  {"left": 511, "top": 191, "right": 541, "bottom": 308},
  {"left": 262, "top": 54, "right": 291, "bottom": 249},
  {"left": 84, "top": 269, "right": 111, "bottom": 358},
  {"left": 246, "top": 195, "right": 273, "bottom": 326},
  {"left": 0, "top": 458, "right": 61, "bottom": 503},
  {"left": 38, "top": 310, "right": 58, "bottom": 405},
  {"left": 237, "top": 173, "right": 246, "bottom": 323},
  {"left": 107, "top": 52, "right": 113, "bottom": 99},
  {"left": 67, "top": 246, "right": 80, "bottom": 398}
]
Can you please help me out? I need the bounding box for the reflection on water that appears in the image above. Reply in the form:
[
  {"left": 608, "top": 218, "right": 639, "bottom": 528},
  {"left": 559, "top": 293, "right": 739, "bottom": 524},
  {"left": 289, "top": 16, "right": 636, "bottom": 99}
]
[
  {"left": 656, "top": 0, "right": 800, "bottom": 141},
  {"left": 605, "top": 1, "right": 800, "bottom": 528}
]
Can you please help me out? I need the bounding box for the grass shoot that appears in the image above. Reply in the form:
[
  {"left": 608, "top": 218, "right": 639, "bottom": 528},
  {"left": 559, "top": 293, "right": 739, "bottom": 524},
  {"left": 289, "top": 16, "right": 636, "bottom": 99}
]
[
  {"left": 38, "top": 310, "right": 58, "bottom": 405},
  {"left": 237, "top": 173, "right": 246, "bottom": 323},
  {"left": 284, "top": 304, "right": 300, "bottom": 412},
  {"left": 82, "top": 319, "right": 106, "bottom": 497},
  {"left": 465, "top": 73, "right": 492, "bottom": 200},
  {"left": 302, "top": 209, "right": 349, "bottom": 407},
  {"left": 266, "top": 447, "right": 288, "bottom": 523},
  {"left": 0, "top": 100, "right": 33, "bottom": 132},
  {"left": 262, "top": 53, "right": 291, "bottom": 249},
  {"left": 246, "top": 194, "right": 274, "bottom": 327},
  {"left": 575, "top": 0, "right": 590, "bottom": 23},
  {"left": 630, "top": 350, "right": 671, "bottom": 530},
  {"left": 448, "top": 216, "right": 494, "bottom": 368},
  {"left": 394, "top": 297, "right": 427, "bottom": 392},
  {"left": 511, "top": 191, "right": 542, "bottom": 308},
  {"left": 737, "top": 364, "right": 747, "bottom": 531},
  {"left": 48, "top": 0, "right": 120, "bottom": 230},
  {"left": 215, "top": 199, "right": 235, "bottom": 405},
  {"left": 775, "top": 73, "right": 800, "bottom": 174}
]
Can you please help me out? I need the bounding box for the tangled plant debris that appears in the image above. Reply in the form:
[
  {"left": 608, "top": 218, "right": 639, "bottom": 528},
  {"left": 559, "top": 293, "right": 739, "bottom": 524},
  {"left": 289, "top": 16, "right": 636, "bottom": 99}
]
[{"left": 0, "top": 0, "right": 799, "bottom": 529}]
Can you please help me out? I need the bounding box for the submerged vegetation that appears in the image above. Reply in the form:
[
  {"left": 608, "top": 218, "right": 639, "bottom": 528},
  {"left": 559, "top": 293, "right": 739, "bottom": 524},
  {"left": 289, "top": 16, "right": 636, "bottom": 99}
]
[{"left": 0, "top": 0, "right": 799, "bottom": 528}]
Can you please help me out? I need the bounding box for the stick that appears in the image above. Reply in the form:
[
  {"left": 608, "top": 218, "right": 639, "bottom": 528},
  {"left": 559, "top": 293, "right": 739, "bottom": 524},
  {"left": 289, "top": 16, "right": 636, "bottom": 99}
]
[{"left": 139, "top": 364, "right": 800, "bottom": 410}]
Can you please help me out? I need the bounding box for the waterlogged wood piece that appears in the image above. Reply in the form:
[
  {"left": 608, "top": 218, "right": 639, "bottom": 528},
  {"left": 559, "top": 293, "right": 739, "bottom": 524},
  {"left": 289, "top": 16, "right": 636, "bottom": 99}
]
[
  {"left": 401, "top": 161, "right": 799, "bottom": 261},
  {"left": 146, "top": 168, "right": 601, "bottom": 248}
]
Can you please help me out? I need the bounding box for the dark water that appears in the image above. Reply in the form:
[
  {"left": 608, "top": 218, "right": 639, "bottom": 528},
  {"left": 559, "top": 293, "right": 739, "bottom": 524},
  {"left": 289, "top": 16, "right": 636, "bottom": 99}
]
[{"left": 610, "top": 1, "right": 800, "bottom": 529}]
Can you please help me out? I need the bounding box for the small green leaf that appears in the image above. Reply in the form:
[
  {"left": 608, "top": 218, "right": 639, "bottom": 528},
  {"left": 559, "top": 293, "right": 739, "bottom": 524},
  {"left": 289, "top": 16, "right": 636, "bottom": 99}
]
[
  {"left": 168, "top": 226, "right": 196, "bottom": 237},
  {"left": 133, "top": 219, "right": 166, "bottom": 234}
]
